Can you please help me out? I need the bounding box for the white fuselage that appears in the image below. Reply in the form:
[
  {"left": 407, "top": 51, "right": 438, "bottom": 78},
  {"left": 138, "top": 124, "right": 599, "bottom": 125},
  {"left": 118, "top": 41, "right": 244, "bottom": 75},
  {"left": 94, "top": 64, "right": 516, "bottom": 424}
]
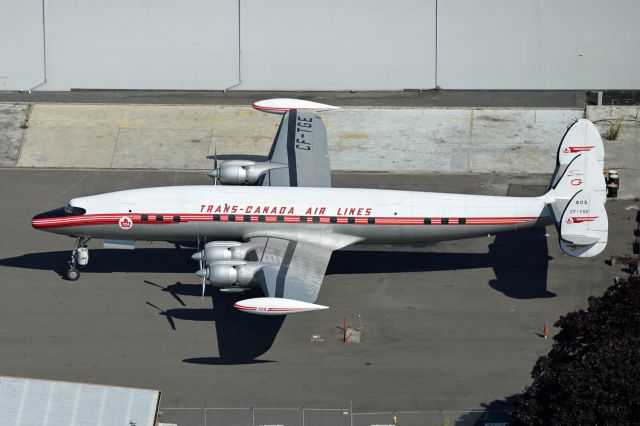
[{"left": 32, "top": 186, "right": 552, "bottom": 244}]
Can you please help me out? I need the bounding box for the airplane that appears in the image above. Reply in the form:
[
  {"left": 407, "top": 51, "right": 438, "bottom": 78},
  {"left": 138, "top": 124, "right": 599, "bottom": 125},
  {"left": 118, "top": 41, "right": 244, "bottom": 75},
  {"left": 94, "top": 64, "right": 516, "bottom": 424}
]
[{"left": 31, "top": 99, "right": 608, "bottom": 315}]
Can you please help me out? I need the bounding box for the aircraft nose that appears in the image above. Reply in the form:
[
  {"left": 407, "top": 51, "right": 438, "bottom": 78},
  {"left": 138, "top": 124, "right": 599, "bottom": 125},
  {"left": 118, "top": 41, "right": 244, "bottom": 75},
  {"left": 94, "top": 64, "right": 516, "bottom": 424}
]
[{"left": 32, "top": 206, "right": 67, "bottom": 229}]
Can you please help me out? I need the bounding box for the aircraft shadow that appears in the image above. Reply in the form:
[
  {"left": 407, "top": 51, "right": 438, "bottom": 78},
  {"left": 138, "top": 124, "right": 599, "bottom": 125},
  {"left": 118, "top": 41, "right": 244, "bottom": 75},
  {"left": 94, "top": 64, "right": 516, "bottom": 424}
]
[
  {"left": 1, "top": 228, "right": 554, "bottom": 299},
  {"left": 146, "top": 285, "right": 285, "bottom": 364},
  {"left": 1, "top": 228, "right": 552, "bottom": 362},
  {"left": 328, "top": 227, "right": 555, "bottom": 299}
]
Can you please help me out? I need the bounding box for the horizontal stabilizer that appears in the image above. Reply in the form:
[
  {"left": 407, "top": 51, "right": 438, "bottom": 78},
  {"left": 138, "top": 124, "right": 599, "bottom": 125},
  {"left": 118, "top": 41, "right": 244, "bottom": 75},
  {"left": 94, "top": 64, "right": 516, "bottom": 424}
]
[
  {"left": 252, "top": 98, "right": 339, "bottom": 114},
  {"left": 545, "top": 152, "right": 608, "bottom": 258},
  {"left": 234, "top": 297, "right": 329, "bottom": 315},
  {"left": 558, "top": 189, "right": 608, "bottom": 257}
]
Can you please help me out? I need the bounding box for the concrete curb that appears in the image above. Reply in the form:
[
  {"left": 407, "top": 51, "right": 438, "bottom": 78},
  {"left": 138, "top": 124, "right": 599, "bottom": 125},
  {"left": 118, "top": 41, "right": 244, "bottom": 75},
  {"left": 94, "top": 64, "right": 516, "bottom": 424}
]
[{"left": 2, "top": 102, "right": 638, "bottom": 197}]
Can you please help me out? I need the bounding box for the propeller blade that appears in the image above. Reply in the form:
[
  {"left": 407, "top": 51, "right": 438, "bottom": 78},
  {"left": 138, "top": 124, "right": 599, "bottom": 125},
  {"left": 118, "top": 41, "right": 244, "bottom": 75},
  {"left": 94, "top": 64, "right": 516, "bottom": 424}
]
[
  {"left": 201, "top": 236, "right": 207, "bottom": 298},
  {"left": 196, "top": 266, "right": 207, "bottom": 298}
]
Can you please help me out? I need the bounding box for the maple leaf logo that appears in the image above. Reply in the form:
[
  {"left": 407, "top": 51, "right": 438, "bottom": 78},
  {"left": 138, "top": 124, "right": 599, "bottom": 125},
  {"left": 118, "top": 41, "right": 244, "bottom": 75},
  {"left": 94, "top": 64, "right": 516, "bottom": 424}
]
[{"left": 119, "top": 216, "right": 133, "bottom": 230}]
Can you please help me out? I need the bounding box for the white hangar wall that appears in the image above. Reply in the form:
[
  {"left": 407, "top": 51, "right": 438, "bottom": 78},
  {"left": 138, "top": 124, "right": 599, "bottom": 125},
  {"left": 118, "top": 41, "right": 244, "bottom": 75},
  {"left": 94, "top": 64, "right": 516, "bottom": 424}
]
[
  {"left": 437, "top": 0, "right": 640, "bottom": 90},
  {"left": 1, "top": 0, "right": 639, "bottom": 91},
  {"left": 2, "top": 0, "right": 240, "bottom": 91},
  {"left": 238, "top": 0, "right": 436, "bottom": 90},
  {"left": 44, "top": 0, "right": 240, "bottom": 90},
  {"left": 0, "top": 1, "right": 45, "bottom": 90}
]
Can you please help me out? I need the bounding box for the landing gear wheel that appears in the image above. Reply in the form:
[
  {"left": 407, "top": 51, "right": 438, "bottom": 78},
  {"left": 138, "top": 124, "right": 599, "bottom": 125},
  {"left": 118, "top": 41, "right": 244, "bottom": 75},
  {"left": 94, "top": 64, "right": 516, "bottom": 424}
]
[
  {"left": 64, "top": 237, "right": 91, "bottom": 280},
  {"left": 66, "top": 267, "right": 80, "bottom": 281}
]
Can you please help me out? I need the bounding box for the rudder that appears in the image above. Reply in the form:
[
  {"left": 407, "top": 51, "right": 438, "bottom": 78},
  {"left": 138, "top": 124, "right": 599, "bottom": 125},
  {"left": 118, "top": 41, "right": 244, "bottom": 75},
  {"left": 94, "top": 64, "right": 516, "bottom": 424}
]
[{"left": 545, "top": 152, "right": 608, "bottom": 258}]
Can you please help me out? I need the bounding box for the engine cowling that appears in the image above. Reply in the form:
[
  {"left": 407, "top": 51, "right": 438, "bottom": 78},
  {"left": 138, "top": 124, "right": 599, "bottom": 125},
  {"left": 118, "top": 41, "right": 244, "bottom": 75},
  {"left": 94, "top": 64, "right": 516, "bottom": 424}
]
[
  {"left": 208, "top": 160, "right": 287, "bottom": 185},
  {"left": 196, "top": 260, "right": 267, "bottom": 288},
  {"left": 191, "top": 241, "right": 258, "bottom": 263}
]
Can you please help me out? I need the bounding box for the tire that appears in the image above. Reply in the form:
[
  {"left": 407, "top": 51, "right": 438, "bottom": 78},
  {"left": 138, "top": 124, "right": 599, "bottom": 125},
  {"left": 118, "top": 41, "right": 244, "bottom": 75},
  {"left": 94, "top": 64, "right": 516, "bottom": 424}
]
[{"left": 66, "top": 267, "right": 80, "bottom": 281}]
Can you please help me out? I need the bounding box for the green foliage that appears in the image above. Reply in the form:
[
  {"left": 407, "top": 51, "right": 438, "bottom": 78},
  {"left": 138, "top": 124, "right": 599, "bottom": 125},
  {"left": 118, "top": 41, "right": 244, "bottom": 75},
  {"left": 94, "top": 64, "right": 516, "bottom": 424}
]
[
  {"left": 603, "top": 117, "right": 623, "bottom": 140},
  {"left": 511, "top": 278, "right": 640, "bottom": 425}
]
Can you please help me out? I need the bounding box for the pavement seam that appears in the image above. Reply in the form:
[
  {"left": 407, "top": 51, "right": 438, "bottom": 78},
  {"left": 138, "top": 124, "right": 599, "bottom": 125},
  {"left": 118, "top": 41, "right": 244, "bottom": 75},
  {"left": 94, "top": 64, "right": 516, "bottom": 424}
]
[
  {"left": 15, "top": 102, "right": 33, "bottom": 167},
  {"left": 110, "top": 127, "right": 121, "bottom": 168}
]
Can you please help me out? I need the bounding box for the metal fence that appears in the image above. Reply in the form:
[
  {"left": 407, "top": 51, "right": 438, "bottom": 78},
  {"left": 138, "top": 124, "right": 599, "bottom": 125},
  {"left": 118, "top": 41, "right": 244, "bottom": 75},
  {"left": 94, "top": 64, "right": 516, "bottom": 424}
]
[{"left": 157, "top": 406, "right": 511, "bottom": 426}]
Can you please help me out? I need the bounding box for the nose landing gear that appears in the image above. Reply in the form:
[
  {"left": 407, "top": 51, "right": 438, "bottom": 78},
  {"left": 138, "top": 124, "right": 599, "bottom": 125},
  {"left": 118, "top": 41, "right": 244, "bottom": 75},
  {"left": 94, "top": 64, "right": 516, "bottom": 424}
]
[{"left": 66, "top": 237, "right": 91, "bottom": 281}]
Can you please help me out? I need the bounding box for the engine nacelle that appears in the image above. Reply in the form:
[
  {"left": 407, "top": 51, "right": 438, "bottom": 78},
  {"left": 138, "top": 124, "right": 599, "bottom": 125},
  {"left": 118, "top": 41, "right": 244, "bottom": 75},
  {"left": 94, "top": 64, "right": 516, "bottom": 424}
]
[
  {"left": 208, "top": 160, "right": 287, "bottom": 185},
  {"left": 191, "top": 241, "right": 259, "bottom": 263},
  {"left": 197, "top": 260, "right": 267, "bottom": 288}
]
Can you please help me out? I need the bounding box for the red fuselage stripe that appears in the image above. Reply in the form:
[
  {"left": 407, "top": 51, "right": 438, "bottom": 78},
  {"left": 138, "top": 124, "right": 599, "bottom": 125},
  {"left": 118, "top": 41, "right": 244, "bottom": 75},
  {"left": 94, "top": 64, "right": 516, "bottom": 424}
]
[{"left": 32, "top": 213, "right": 538, "bottom": 229}]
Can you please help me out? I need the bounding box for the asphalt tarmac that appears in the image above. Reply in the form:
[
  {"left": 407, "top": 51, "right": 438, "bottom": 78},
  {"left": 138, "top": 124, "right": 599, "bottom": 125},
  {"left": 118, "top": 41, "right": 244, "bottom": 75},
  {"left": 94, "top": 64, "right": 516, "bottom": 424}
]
[{"left": 0, "top": 169, "right": 634, "bottom": 420}]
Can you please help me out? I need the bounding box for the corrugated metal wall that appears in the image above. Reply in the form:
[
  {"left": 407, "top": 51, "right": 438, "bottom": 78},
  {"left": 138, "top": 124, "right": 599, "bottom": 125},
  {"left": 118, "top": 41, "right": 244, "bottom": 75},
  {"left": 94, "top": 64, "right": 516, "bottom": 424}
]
[{"left": 1, "top": 0, "right": 639, "bottom": 91}]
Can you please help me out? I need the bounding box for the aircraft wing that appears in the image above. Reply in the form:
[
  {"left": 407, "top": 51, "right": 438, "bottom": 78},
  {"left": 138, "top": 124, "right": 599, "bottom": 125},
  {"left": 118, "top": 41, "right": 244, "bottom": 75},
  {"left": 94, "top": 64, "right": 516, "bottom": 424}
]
[
  {"left": 259, "top": 109, "right": 331, "bottom": 188},
  {"left": 249, "top": 236, "right": 333, "bottom": 304}
]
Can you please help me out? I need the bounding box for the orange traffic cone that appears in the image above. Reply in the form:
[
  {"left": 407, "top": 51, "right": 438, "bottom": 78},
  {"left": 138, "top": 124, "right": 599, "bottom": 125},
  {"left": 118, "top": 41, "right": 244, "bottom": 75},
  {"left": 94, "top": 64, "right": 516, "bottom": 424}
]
[{"left": 543, "top": 323, "right": 550, "bottom": 339}]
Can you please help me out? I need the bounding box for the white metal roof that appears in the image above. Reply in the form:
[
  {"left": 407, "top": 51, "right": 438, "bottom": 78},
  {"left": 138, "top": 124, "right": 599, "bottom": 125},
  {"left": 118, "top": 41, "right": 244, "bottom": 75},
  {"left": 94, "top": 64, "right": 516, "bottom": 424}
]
[{"left": 0, "top": 376, "right": 160, "bottom": 426}]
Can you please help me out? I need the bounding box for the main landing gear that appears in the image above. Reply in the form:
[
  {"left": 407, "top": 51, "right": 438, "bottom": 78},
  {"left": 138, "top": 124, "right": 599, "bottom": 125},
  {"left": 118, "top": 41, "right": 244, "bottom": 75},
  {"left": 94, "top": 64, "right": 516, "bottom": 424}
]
[{"left": 66, "top": 237, "right": 91, "bottom": 281}]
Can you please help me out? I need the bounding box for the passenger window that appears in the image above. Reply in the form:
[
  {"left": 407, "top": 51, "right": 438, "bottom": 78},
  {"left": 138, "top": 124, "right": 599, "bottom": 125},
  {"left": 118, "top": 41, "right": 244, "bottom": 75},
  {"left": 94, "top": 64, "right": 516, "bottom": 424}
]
[
  {"left": 423, "top": 218, "right": 431, "bottom": 224},
  {"left": 228, "top": 215, "right": 236, "bottom": 222},
  {"left": 156, "top": 215, "right": 163, "bottom": 222},
  {"left": 441, "top": 218, "right": 449, "bottom": 225},
  {"left": 300, "top": 216, "right": 308, "bottom": 223},
  {"left": 312, "top": 216, "right": 320, "bottom": 223},
  {"left": 213, "top": 214, "right": 220, "bottom": 221},
  {"left": 459, "top": 218, "right": 466, "bottom": 224},
  {"left": 173, "top": 216, "right": 180, "bottom": 223},
  {"left": 329, "top": 217, "right": 337, "bottom": 224},
  {"left": 348, "top": 217, "right": 355, "bottom": 224},
  {"left": 244, "top": 215, "right": 251, "bottom": 222},
  {"left": 141, "top": 214, "right": 148, "bottom": 222},
  {"left": 368, "top": 217, "right": 375, "bottom": 224}
]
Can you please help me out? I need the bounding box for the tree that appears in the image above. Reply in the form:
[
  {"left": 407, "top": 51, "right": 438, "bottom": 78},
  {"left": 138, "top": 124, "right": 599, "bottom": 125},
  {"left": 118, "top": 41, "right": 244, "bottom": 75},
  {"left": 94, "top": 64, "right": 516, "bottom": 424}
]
[{"left": 511, "top": 277, "right": 640, "bottom": 425}]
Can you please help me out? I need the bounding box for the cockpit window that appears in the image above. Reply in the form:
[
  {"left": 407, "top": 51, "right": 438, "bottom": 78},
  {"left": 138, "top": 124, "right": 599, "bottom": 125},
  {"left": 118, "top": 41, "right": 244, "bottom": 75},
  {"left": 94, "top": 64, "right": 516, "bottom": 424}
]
[
  {"left": 33, "top": 205, "right": 86, "bottom": 220},
  {"left": 64, "top": 204, "right": 87, "bottom": 215}
]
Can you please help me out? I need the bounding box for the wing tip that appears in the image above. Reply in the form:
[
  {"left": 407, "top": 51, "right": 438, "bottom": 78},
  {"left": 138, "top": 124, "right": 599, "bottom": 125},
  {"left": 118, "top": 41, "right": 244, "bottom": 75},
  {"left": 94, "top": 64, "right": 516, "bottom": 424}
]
[
  {"left": 234, "top": 297, "right": 329, "bottom": 315},
  {"left": 253, "top": 98, "right": 339, "bottom": 114}
]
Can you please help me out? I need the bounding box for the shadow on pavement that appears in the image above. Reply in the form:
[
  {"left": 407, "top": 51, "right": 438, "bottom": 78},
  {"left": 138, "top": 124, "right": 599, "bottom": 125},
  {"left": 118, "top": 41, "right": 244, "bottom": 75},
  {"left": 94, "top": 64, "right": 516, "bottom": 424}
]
[
  {"left": 1, "top": 229, "right": 552, "bottom": 362},
  {"left": 328, "top": 228, "right": 555, "bottom": 299},
  {"left": 2, "top": 227, "right": 554, "bottom": 299},
  {"left": 145, "top": 285, "right": 285, "bottom": 364},
  {"left": 454, "top": 395, "right": 516, "bottom": 425}
]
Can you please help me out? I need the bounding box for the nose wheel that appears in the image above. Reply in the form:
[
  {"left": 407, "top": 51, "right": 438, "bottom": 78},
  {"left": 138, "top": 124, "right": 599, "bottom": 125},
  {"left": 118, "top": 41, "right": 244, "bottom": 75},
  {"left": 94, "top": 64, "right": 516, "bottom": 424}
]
[
  {"left": 66, "top": 267, "right": 80, "bottom": 281},
  {"left": 66, "top": 237, "right": 91, "bottom": 281}
]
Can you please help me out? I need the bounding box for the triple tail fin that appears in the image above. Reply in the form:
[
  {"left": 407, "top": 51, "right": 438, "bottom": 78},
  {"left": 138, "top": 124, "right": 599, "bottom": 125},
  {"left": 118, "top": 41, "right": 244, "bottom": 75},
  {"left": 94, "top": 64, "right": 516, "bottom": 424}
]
[{"left": 544, "top": 119, "right": 607, "bottom": 258}]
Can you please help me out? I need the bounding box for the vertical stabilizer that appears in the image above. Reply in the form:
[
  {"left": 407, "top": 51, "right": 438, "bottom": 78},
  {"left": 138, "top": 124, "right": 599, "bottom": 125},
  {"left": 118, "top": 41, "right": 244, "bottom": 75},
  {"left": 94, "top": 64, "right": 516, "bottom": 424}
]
[
  {"left": 549, "top": 119, "right": 604, "bottom": 189},
  {"left": 545, "top": 152, "right": 608, "bottom": 258}
]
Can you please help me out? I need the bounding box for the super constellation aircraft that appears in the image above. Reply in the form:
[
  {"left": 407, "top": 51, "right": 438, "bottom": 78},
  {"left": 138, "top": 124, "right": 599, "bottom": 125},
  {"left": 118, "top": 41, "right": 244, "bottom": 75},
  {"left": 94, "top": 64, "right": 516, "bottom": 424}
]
[{"left": 32, "top": 99, "right": 608, "bottom": 315}]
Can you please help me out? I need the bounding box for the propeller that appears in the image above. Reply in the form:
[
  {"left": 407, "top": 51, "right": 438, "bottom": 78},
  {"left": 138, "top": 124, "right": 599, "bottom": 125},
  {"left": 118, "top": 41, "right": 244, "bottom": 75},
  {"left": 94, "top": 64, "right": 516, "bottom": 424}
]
[
  {"left": 196, "top": 233, "right": 207, "bottom": 298},
  {"left": 207, "top": 140, "right": 219, "bottom": 185}
]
